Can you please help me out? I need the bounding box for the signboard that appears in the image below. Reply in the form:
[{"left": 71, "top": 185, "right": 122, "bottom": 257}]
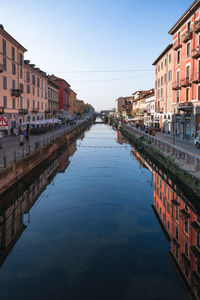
[{"left": 0, "top": 117, "right": 8, "bottom": 130}]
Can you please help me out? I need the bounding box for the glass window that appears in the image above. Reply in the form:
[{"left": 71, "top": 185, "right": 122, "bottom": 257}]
[
  {"left": 12, "top": 63, "right": 16, "bottom": 75},
  {"left": 177, "top": 50, "right": 180, "bottom": 65},
  {"left": 20, "top": 67, "right": 23, "bottom": 79},
  {"left": 175, "top": 226, "right": 179, "bottom": 241},
  {"left": 3, "top": 57, "right": 6, "bottom": 71},
  {"left": 3, "top": 96, "right": 7, "bottom": 108},
  {"left": 12, "top": 98, "right": 15, "bottom": 109},
  {"left": 175, "top": 206, "right": 179, "bottom": 222},
  {"left": 186, "top": 88, "right": 189, "bottom": 102},
  {"left": 19, "top": 53, "right": 23, "bottom": 66},
  {"left": 3, "top": 76, "right": 7, "bottom": 89},
  {"left": 27, "top": 99, "right": 30, "bottom": 109},
  {"left": 2, "top": 39, "right": 6, "bottom": 55},
  {"left": 186, "top": 42, "right": 191, "bottom": 58},
  {"left": 12, "top": 47, "right": 15, "bottom": 61},
  {"left": 12, "top": 79, "right": 15, "bottom": 89}
]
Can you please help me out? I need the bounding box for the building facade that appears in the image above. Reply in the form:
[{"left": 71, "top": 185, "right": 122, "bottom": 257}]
[
  {"left": 69, "top": 89, "right": 77, "bottom": 116},
  {"left": 169, "top": 1, "right": 200, "bottom": 139},
  {"left": 47, "top": 78, "right": 59, "bottom": 119},
  {"left": 0, "top": 25, "right": 27, "bottom": 133},
  {"left": 153, "top": 45, "right": 173, "bottom": 132}
]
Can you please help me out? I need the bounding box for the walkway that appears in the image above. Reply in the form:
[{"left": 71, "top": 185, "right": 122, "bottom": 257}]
[{"left": 0, "top": 120, "right": 84, "bottom": 167}]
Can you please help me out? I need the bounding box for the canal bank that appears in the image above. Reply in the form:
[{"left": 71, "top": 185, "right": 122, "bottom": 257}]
[
  {"left": 119, "top": 124, "right": 200, "bottom": 197},
  {"left": 0, "top": 117, "right": 94, "bottom": 196}
]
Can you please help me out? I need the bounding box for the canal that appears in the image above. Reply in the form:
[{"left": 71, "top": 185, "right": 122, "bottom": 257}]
[{"left": 0, "top": 121, "right": 198, "bottom": 300}]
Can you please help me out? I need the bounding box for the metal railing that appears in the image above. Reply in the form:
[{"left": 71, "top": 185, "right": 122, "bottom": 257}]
[{"left": 123, "top": 125, "right": 200, "bottom": 170}]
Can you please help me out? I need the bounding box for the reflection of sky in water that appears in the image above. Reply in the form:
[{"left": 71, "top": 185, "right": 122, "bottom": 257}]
[{"left": 0, "top": 122, "right": 188, "bottom": 300}]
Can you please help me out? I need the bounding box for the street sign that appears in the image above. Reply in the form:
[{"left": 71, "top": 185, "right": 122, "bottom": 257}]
[{"left": 0, "top": 117, "right": 8, "bottom": 130}]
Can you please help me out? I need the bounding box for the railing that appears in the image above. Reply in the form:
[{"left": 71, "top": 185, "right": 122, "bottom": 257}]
[
  {"left": 172, "top": 81, "right": 181, "bottom": 90},
  {"left": 18, "top": 109, "right": 28, "bottom": 115},
  {"left": 192, "top": 73, "right": 200, "bottom": 84},
  {"left": 123, "top": 125, "right": 200, "bottom": 170},
  {"left": 181, "top": 78, "right": 191, "bottom": 87},
  {"left": 0, "top": 63, "right": 3, "bottom": 73},
  {"left": 11, "top": 89, "right": 21, "bottom": 97},
  {"left": 192, "top": 47, "right": 200, "bottom": 59},
  {"left": 174, "top": 40, "right": 182, "bottom": 51},
  {"left": 183, "top": 30, "right": 192, "bottom": 43},
  {"left": 0, "top": 120, "right": 88, "bottom": 169},
  {"left": 194, "top": 20, "right": 200, "bottom": 33}
]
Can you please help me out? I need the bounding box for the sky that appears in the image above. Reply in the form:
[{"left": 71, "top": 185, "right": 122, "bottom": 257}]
[{"left": 0, "top": 0, "right": 195, "bottom": 111}]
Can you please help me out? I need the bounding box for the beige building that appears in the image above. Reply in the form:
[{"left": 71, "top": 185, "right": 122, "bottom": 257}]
[
  {"left": 153, "top": 44, "right": 173, "bottom": 132},
  {"left": 69, "top": 89, "right": 77, "bottom": 116},
  {"left": 0, "top": 24, "right": 27, "bottom": 133},
  {"left": 24, "top": 60, "right": 48, "bottom": 122},
  {"left": 47, "top": 78, "right": 59, "bottom": 119}
]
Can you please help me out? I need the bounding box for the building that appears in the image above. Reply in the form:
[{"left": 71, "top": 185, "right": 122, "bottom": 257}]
[
  {"left": 153, "top": 44, "right": 173, "bottom": 132},
  {"left": 49, "top": 75, "right": 71, "bottom": 122},
  {"left": 169, "top": 0, "right": 200, "bottom": 139},
  {"left": 115, "top": 97, "right": 126, "bottom": 114},
  {"left": 47, "top": 78, "right": 59, "bottom": 119},
  {"left": 132, "top": 90, "right": 154, "bottom": 125},
  {"left": 0, "top": 24, "right": 27, "bottom": 133},
  {"left": 69, "top": 89, "right": 77, "bottom": 116},
  {"left": 24, "top": 60, "right": 48, "bottom": 122},
  {"left": 143, "top": 89, "right": 155, "bottom": 127}
]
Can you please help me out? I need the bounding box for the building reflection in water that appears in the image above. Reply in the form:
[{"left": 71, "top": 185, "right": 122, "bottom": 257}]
[
  {"left": 115, "top": 131, "right": 127, "bottom": 145},
  {"left": 0, "top": 141, "right": 77, "bottom": 268}
]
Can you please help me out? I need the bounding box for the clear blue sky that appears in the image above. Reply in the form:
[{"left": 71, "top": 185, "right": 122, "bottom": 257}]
[{"left": 0, "top": 0, "right": 194, "bottom": 111}]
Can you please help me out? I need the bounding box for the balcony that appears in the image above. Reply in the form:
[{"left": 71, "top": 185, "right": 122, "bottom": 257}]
[
  {"left": 0, "top": 107, "right": 4, "bottom": 115},
  {"left": 172, "top": 81, "right": 181, "bottom": 90},
  {"left": 11, "top": 89, "right": 21, "bottom": 97},
  {"left": 183, "top": 30, "right": 192, "bottom": 43},
  {"left": 181, "top": 78, "right": 191, "bottom": 88},
  {"left": 157, "top": 107, "right": 164, "bottom": 114},
  {"left": 194, "top": 20, "right": 200, "bottom": 33},
  {"left": 45, "top": 109, "right": 51, "bottom": 113},
  {"left": 0, "top": 63, "right": 3, "bottom": 73},
  {"left": 192, "top": 46, "right": 200, "bottom": 59},
  {"left": 32, "top": 108, "right": 38, "bottom": 113},
  {"left": 192, "top": 73, "right": 200, "bottom": 84},
  {"left": 18, "top": 109, "right": 28, "bottom": 115},
  {"left": 174, "top": 40, "right": 182, "bottom": 51},
  {"left": 178, "top": 102, "right": 193, "bottom": 111}
]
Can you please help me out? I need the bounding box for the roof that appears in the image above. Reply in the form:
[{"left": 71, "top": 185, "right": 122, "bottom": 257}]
[
  {"left": 0, "top": 24, "right": 27, "bottom": 52},
  {"left": 169, "top": 0, "right": 200, "bottom": 35},
  {"left": 152, "top": 44, "right": 173, "bottom": 65},
  {"left": 49, "top": 75, "right": 71, "bottom": 87},
  {"left": 24, "top": 60, "right": 47, "bottom": 77}
]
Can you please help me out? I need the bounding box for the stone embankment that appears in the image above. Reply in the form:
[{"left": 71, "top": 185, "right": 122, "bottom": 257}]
[
  {"left": 120, "top": 124, "right": 200, "bottom": 197},
  {"left": 0, "top": 118, "right": 94, "bottom": 196}
]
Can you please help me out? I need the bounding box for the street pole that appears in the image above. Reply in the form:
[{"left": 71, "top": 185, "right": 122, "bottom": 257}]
[{"left": 172, "top": 110, "right": 175, "bottom": 145}]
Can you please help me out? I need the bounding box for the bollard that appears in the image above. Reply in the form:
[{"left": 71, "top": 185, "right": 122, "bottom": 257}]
[
  {"left": 4, "top": 155, "right": 6, "bottom": 168},
  {"left": 14, "top": 151, "right": 16, "bottom": 162}
]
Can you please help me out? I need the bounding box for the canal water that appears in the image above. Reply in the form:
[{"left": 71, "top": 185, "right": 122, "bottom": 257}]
[{"left": 0, "top": 121, "right": 198, "bottom": 300}]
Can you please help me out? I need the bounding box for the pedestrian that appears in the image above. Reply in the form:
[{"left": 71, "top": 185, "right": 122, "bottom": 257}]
[
  {"left": 10, "top": 128, "right": 13, "bottom": 136},
  {"left": 13, "top": 128, "right": 18, "bottom": 136},
  {"left": 19, "top": 133, "right": 24, "bottom": 146}
]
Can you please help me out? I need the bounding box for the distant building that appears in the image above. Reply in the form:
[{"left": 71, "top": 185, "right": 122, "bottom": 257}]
[
  {"left": 47, "top": 78, "right": 59, "bottom": 119},
  {"left": 69, "top": 89, "right": 77, "bottom": 116},
  {"left": 153, "top": 44, "right": 173, "bottom": 132}
]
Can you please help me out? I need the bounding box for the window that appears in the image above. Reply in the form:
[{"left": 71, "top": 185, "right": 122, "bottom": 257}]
[
  {"left": 27, "top": 71, "right": 30, "bottom": 83},
  {"left": 37, "top": 88, "right": 39, "bottom": 97},
  {"left": 188, "top": 21, "right": 191, "bottom": 31},
  {"left": 164, "top": 74, "right": 166, "bottom": 84},
  {"left": 175, "top": 206, "right": 179, "bottom": 222},
  {"left": 20, "top": 67, "right": 23, "bottom": 79},
  {"left": 32, "top": 75, "right": 35, "bottom": 85},
  {"left": 27, "top": 85, "right": 30, "bottom": 94},
  {"left": 175, "top": 226, "right": 179, "bottom": 241},
  {"left": 186, "top": 87, "right": 190, "bottom": 101},
  {"left": 2, "top": 39, "right": 6, "bottom": 55},
  {"left": 3, "top": 76, "right": 7, "bottom": 89},
  {"left": 198, "top": 85, "right": 200, "bottom": 100},
  {"left": 41, "top": 102, "right": 43, "bottom": 110},
  {"left": 177, "top": 50, "right": 180, "bottom": 65},
  {"left": 20, "top": 97, "right": 23, "bottom": 109},
  {"left": 169, "top": 54, "right": 171, "bottom": 64},
  {"left": 186, "top": 65, "right": 190, "bottom": 80},
  {"left": 186, "top": 42, "right": 191, "bottom": 58},
  {"left": 161, "top": 88, "right": 163, "bottom": 99},
  {"left": 178, "top": 32, "right": 180, "bottom": 44},
  {"left": 3, "top": 96, "right": 7, "bottom": 108},
  {"left": 33, "top": 87, "right": 35, "bottom": 95},
  {"left": 165, "top": 58, "right": 167, "bottom": 66},
  {"left": 161, "top": 62, "right": 163, "bottom": 69},
  {"left": 12, "top": 79, "right": 15, "bottom": 89},
  {"left": 3, "top": 57, "right": 6, "bottom": 71},
  {"left": 185, "top": 239, "right": 189, "bottom": 257},
  {"left": 12, "top": 47, "right": 15, "bottom": 61},
  {"left": 27, "top": 99, "right": 30, "bottom": 109},
  {"left": 20, "top": 83, "right": 24, "bottom": 93},
  {"left": 33, "top": 100, "right": 35, "bottom": 109},
  {"left": 12, "top": 98, "right": 16, "bottom": 109},
  {"left": 37, "top": 77, "right": 40, "bottom": 87},
  {"left": 19, "top": 53, "right": 23, "bottom": 66},
  {"left": 12, "top": 63, "right": 16, "bottom": 75},
  {"left": 37, "top": 101, "right": 39, "bottom": 109},
  {"left": 161, "top": 76, "right": 163, "bottom": 85},
  {"left": 185, "top": 219, "right": 189, "bottom": 234},
  {"left": 177, "top": 71, "right": 180, "bottom": 85}
]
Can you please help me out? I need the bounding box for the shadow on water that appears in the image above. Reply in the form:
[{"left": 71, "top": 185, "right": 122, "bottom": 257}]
[{"left": 0, "top": 123, "right": 199, "bottom": 299}]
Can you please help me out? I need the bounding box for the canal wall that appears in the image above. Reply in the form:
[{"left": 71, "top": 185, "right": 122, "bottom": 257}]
[
  {"left": 119, "top": 124, "right": 200, "bottom": 198},
  {"left": 0, "top": 118, "right": 94, "bottom": 196}
]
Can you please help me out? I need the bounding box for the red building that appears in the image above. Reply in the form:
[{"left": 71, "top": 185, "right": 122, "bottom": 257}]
[{"left": 49, "top": 75, "right": 71, "bottom": 121}]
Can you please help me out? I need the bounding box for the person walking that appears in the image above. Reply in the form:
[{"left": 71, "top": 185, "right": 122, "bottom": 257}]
[{"left": 19, "top": 133, "right": 24, "bottom": 147}]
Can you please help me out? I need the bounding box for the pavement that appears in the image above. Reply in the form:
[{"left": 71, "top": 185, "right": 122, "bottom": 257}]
[
  {"left": 127, "top": 125, "right": 200, "bottom": 156},
  {"left": 0, "top": 119, "right": 84, "bottom": 167}
]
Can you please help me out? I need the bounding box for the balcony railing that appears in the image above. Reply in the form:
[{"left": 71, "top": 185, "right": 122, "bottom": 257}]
[
  {"left": 0, "top": 107, "right": 4, "bottom": 115},
  {"left": 183, "top": 30, "right": 192, "bottom": 43},
  {"left": 18, "top": 109, "right": 28, "bottom": 115},
  {"left": 181, "top": 77, "right": 191, "bottom": 87},
  {"left": 0, "top": 63, "right": 3, "bottom": 73},
  {"left": 192, "top": 73, "right": 200, "bottom": 84},
  {"left": 178, "top": 102, "right": 193, "bottom": 111},
  {"left": 194, "top": 20, "right": 200, "bottom": 33},
  {"left": 192, "top": 46, "right": 200, "bottom": 59},
  {"left": 174, "top": 39, "right": 182, "bottom": 51},
  {"left": 11, "top": 89, "right": 21, "bottom": 97},
  {"left": 172, "top": 81, "right": 181, "bottom": 90},
  {"left": 32, "top": 108, "right": 38, "bottom": 113}
]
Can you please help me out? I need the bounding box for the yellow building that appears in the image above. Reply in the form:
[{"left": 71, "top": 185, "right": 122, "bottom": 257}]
[{"left": 69, "top": 89, "right": 77, "bottom": 116}]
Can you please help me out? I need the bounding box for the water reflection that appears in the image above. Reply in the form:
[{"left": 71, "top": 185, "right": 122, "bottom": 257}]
[{"left": 0, "top": 141, "right": 77, "bottom": 269}]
